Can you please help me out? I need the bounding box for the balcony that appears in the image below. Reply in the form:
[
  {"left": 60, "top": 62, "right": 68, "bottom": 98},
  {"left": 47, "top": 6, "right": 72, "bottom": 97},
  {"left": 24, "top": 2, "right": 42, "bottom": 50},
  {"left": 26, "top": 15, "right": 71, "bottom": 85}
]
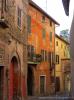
[
  {"left": 28, "top": 53, "right": 42, "bottom": 64},
  {"left": 0, "top": 2, "right": 8, "bottom": 28}
]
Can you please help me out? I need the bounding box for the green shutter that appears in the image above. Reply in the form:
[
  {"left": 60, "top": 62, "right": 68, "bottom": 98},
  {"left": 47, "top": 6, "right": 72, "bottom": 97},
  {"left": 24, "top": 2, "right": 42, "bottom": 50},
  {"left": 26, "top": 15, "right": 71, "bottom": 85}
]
[
  {"left": 27, "top": 15, "right": 31, "bottom": 34},
  {"left": 50, "top": 32, "right": 52, "bottom": 42},
  {"left": 42, "top": 29, "right": 46, "bottom": 39}
]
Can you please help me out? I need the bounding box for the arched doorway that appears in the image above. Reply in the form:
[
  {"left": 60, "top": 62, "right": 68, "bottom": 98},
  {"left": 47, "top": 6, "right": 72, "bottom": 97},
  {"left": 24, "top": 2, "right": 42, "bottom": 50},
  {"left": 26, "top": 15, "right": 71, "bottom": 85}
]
[
  {"left": 9, "top": 56, "right": 21, "bottom": 100},
  {"left": 27, "top": 65, "right": 34, "bottom": 96}
]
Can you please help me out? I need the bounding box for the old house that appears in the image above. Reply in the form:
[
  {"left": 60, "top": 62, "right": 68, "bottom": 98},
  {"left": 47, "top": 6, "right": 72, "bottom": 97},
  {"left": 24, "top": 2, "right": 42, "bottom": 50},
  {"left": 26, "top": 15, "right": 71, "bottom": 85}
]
[
  {"left": 0, "top": 0, "right": 28, "bottom": 99},
  {"left": 55, "top": 34, "right": 70, "bottom": 93},
  {"left": 27, "top": 0, "right": 59, "bottom": 96}
]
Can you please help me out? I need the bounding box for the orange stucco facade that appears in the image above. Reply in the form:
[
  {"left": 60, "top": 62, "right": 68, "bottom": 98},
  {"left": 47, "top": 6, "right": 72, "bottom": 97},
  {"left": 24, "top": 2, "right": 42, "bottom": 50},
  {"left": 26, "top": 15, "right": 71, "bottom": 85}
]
[
  {"left": 27, "top": 1, "right": 58, "bottom": 96},
  {"left": 28, "top": 5, "right": 55, "bottom": 53}
]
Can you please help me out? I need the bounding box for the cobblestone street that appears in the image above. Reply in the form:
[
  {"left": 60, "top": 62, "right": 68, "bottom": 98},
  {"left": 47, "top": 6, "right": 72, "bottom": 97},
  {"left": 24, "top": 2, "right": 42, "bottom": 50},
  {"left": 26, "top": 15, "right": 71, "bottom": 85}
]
[
  {"left": 26, "top": 96, "right": 72, "bottom": 100},
  {"left": 26, "top": 97, "right": 71, "bottom": 100}
]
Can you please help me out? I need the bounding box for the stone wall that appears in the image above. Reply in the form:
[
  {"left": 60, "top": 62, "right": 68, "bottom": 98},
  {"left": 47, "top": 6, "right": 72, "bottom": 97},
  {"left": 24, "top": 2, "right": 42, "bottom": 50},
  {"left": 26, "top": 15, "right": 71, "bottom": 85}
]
[{"left": 0, "top": 0, "right": 28, "bottom": 99}]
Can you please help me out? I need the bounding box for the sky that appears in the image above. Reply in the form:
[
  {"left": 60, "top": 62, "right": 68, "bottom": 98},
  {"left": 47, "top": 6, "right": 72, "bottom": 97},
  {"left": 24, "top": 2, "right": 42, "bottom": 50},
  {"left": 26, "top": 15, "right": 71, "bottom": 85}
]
[{"left": 33, "top": 0, "right": 74, "bottom": 35}]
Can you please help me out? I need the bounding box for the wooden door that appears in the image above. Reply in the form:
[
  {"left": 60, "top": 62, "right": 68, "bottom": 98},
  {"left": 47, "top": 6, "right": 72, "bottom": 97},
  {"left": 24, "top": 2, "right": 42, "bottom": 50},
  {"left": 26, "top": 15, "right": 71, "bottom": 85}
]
[
  {"left": 40, "top": 76, "right": 46, "bottom": 94},
  {"left": 55, "top": 77, "right": 60, "bottom": 92}
]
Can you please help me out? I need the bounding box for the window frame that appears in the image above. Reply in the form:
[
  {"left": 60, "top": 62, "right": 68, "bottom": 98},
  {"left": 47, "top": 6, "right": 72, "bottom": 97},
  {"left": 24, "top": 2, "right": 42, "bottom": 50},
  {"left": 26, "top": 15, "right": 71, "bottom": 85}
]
[
  {"left": 50, "top": 20, "right": 52, "bottom": 27},
  {"left": 27, "top": 15, "right": 31, "bottom": 34},
  {"left": 50, "top": 32, "right": 52, "bottom": 42},
  {"left": 42, "top": 28, "right": 46, "bottom": 39},
  {"left": 17, "top": 7, "right": 22, "bottom": 29},
  {"left": 56, "top": 55, "right": 59, "bottom": 64}
]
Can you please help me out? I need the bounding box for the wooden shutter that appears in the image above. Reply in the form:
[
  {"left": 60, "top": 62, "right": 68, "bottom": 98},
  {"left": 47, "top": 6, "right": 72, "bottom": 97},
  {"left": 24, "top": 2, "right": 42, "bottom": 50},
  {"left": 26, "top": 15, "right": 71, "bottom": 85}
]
[
  {"left": 27, "top": 15, "right": 31, "bottom": 33},
  {"left": 50, "top": 32, "right": 52, "bottom": 42},
  {"left": 42, "top": 28, "right": 46, "bottom": 39}
]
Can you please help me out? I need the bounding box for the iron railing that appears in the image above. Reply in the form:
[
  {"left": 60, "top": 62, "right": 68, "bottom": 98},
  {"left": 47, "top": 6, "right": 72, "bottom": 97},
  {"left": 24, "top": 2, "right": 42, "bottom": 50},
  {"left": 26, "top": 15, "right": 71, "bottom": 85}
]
[{"left": 28, "top": 53, "right": 42, "bottom": 63}]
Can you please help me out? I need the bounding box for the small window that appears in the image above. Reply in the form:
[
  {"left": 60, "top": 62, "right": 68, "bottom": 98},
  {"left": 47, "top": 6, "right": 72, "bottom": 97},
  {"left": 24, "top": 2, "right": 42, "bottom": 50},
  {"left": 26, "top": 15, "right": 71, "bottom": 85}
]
[
  {"left": 17, "top": 7, "right": 21, "bottom": 29},
  {"left": 42, "top": 15, "right": 45, "bottom": 23},
  {"left": 41, "top": 50, "right": 47, "bottom": 61},
  {"left": 27, "top": 15, "right": 31, "bottom": 34},
  {"left": 41, "top": 50, "right": 44, "bottom": 61},
  {"left": 50, "top": 20, "right": 52, "bottom": 26},
  {"left": 56, "top": 41, "right": 58, "bottom": 46},
  {"left": 42, "top": 28, "right": 46, "bottom": 39},
  {"left": 48, "top": 52, "right": 55, "bottom": 67},
  {"left": 45, "top": 51, "right": 47, "bottom": 61},
  {"left": 27, "top": 45, "right": 35, "bottom": 56},
  {"left": 50, "top": 32, "right": 52, "bottom": 42},
  {"left": 56, "top": 55, "right": 59, "bottom": 64}
]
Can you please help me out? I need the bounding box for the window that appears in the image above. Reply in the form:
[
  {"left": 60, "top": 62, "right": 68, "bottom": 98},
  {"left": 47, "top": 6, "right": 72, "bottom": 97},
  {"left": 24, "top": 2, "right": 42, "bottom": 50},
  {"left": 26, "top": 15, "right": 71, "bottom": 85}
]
[
  {"left": 41, "top": 50, "right": 44, "bottom": 61},
  {"left": 27, "top": 15, "right": 31, "bottom": 33},
  {"left": 52, "top": 52, "right": 55, "bottom": 64},
  {"left": 45, "top": 51, "right": 47, "bottom": 61},
  {"left": 42, "top": 28, "right": 46, "bottom": 39},
  {"left": 4, "top": 0, "right": 7, "bottom": 11},
  {"left": 17, "top": 7, "right": 21, "bottom": 28},
  {"left": 56, "top": 41, "right": 58, "bottom": 46},
  {"left": 56, "top": 55, "right": 59, "bottom": 64},
  {"left": 50, "top": 32, "right": 52, "bottom": 42},
  {"left": 41, "top": 50, "right": 47, "bottom": 61},
  {"left": 27, "top": 45, "right": 34, "bottom": 57},
  {"left": 42, "top": 15, "right": 45, "bottom": 23},
  {"left": 48, "top": 52, "right": 55, "bottom": 67},
  {"left": 50, "top": 20, "right": 52, "bottom": 26}
]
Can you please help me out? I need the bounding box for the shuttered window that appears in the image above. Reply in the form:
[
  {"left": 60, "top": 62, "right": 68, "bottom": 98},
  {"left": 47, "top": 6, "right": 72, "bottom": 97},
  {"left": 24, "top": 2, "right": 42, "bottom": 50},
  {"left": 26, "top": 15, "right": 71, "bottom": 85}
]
[
  {"left": 48, "top": 52, "right": 55, "bottom": 67},
  {"left": 27, "top": 15, "right": 31, "bottom": 34},
  {"left": 41, "top": 50, "right": 47, "bottom": 61},
  {"left": 50, "top": 20, "right": 52, "bottom": 27},
  {"left": 56, "top": 55, "right": 59, "bottom": 64},
  {"left": 42, "top": 28, "right": 46, "bottom": 39},
  {"left": 48, "top": 52, "right": 52, "bottom": 67},
  {"left": 50, "top": 32, "right": 52, "bottom": 42},
  {"left": 41, "top": 50, "right": 44, "bottom": 61},
  {"left": 45, "top": 51, "right": 47, "bottom": 61}
]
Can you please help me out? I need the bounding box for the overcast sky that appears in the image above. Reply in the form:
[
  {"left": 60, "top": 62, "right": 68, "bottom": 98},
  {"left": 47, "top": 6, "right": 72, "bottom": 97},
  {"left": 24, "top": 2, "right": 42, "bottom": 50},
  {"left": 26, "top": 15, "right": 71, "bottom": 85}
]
[{"left": 33, "top": 0, "right": 74, "bottom": 35}]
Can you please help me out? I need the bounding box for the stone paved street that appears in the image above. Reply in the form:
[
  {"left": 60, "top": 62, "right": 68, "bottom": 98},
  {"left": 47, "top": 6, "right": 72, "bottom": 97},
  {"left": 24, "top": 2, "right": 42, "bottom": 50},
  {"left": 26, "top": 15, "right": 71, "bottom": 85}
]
[{"left": 26, "top": 96, "right": 72, "bottom": 100}]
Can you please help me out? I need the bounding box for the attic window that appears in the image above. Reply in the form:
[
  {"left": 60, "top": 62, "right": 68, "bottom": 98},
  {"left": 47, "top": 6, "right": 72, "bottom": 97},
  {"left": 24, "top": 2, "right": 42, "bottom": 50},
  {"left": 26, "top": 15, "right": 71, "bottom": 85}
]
[{"left": 42, "top": 15, "right": 45, "bottom": 23}]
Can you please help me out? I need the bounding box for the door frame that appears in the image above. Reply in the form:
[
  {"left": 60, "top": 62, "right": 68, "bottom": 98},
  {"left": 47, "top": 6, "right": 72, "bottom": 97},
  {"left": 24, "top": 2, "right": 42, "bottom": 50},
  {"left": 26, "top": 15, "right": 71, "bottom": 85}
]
[
  {"left": 0, "top": 66, "right": 4, "bottom": 100},
  {"left": 39, "top": 75, "right": 46, "bottom": 94}
]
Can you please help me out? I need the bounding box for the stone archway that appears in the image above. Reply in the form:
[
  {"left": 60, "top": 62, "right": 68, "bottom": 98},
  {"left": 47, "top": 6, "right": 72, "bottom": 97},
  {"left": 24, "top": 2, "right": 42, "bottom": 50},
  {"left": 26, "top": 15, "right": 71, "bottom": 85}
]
[{"left": 9, "top": 56, "right": 21, "bottom": 100}]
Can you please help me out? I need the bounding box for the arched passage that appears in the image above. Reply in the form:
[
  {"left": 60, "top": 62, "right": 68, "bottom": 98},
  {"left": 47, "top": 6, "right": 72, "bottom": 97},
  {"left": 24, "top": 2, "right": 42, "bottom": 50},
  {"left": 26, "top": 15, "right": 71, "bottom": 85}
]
[{"left": 9, "top": 56, "right": 21, "bottom": 100}]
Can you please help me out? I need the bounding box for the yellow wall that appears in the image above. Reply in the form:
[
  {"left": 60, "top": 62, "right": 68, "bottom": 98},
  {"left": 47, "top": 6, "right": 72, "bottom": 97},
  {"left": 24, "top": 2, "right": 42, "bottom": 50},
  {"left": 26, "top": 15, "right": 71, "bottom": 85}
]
[{"left": 55, "top": 35, "right": 70, "bottom": 92}]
